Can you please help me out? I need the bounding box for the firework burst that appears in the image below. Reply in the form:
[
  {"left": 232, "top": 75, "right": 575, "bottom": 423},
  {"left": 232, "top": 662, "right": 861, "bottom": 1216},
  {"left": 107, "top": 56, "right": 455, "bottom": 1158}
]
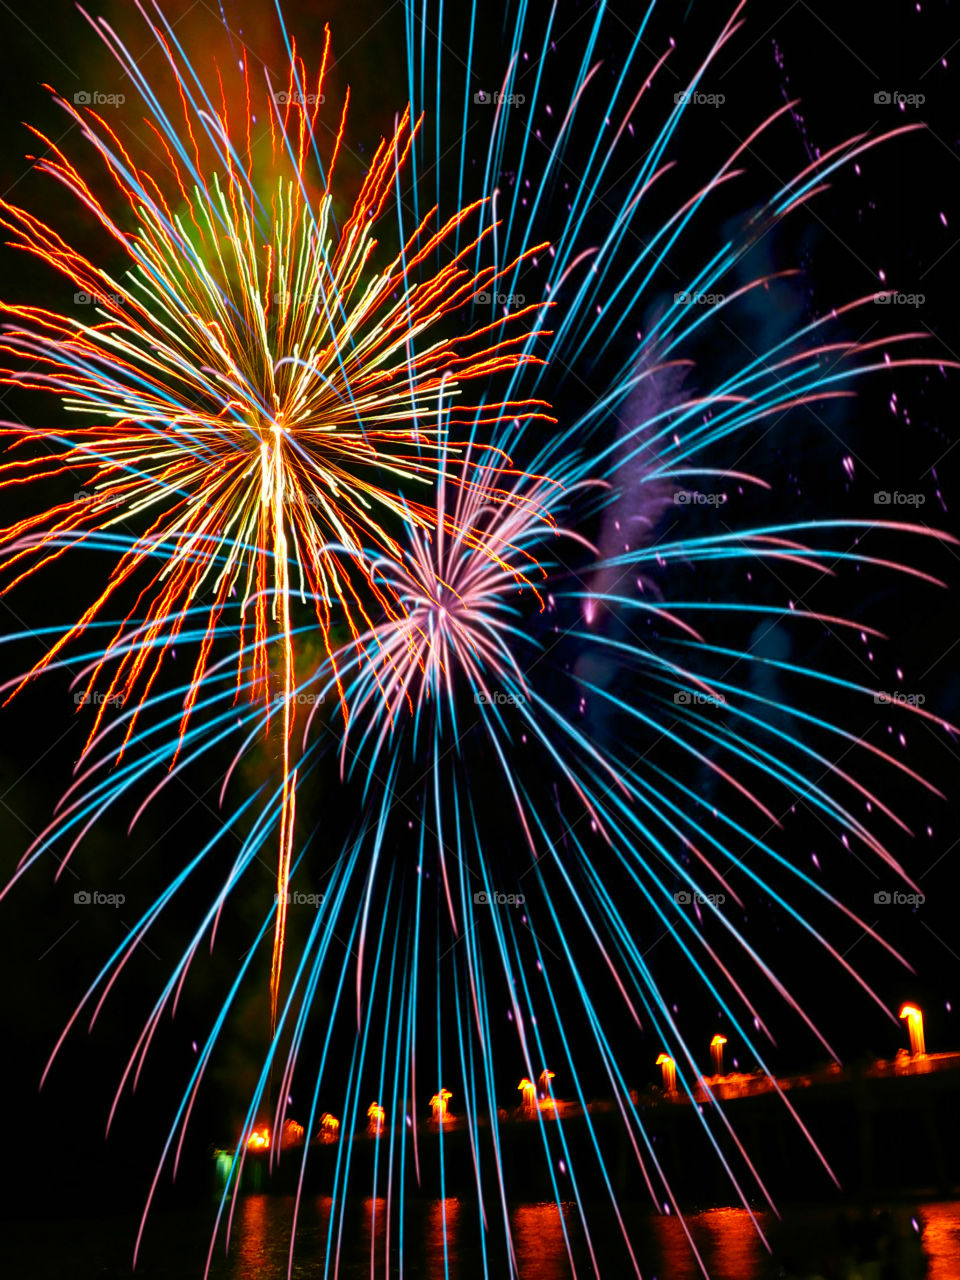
[{"left": 0, "top": 9, "right": 553, "bottom": 1011}]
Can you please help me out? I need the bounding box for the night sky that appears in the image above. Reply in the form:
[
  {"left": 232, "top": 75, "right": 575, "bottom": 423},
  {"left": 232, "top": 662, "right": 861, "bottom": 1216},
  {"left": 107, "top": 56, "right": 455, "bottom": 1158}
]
[{"left": 1, "top": 0, "right": 959, "bottom": 1243}]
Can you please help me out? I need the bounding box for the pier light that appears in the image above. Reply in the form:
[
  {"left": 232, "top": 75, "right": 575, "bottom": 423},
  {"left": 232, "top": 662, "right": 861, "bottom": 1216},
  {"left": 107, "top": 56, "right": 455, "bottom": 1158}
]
[
  {"left": 518, "top": 1077, "right": 537, "bottom": 1115},
  {"left": 429, "top": 1088, "right": 453, "bottom": 1124},
  {"left": 367, "top": 1101, "right": 385, "bottom": 1134},
  {"left": 318, "top": 1113, "right": 340, "bottom": 1143},
  {"left": 710, "top": 1034, "right": 727, "bottom": 1076},
  {"left": 246, "top": 1125, "right": 270, "bottom": 1150},
  {"left": 656, "top": 1053, "right": 677, "bottom": 1093},
  {"left": 281, "top": 1118, "right": 304, "bottom": 1147},
  {"left": 899, "top": 1004, "right": 926, "bottom": 1057}
]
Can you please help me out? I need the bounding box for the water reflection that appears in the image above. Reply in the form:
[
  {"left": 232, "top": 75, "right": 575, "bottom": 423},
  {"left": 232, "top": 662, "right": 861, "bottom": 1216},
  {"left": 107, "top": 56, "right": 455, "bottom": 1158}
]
[
  {"left": 217, "top": 1194, "right": 960, "bottom": 1279},
  {"left": 424, "top": 1198, "right": 462, "bottom": 1277},
  {"left": 511, "top": 1202, "right": 574, "bottom": 1278},
  {"left": 362, "top": 1196, "right": 388, "bottom": 1275},
  {"left": 651, "top": 1207, "right": 764, "bottom": 1280},
  {"left": 921, "top": 1202, "right": 960, "bottom": 1279}
]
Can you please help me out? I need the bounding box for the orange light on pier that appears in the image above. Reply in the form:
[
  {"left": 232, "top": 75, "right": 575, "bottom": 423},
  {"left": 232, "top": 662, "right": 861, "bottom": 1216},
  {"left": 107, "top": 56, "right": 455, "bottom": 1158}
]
[
  {"left": 537, "top": 1069, "right": 556, "bottom": 1107},
  {"left": 518, "top": 1078, "right": 537, "bottom": 1115},
  {"left": 247, "top": 1126, "right": 270, "bottom": 1150},
  {"left": 899, "top": 1004, "right": 926, "bottom": 1057},
  {"left": 367, "top": 1102, "right": 385, "bottom": 1134},
  {"left": 656, "top": 1053, "right": 677, "bottom": 1093},
  {"left": 281, "top": 1118, "right": 305, "bottom": 1147},
  {"left": 429, "top": 1089, "right": 453, "bottom": 1124},
  {"left": 318, "top": 1113, "right": 340, "bottom": 1143},
  {"left": 710, "top": 1034, "right": 727, "bottom": 1076}
]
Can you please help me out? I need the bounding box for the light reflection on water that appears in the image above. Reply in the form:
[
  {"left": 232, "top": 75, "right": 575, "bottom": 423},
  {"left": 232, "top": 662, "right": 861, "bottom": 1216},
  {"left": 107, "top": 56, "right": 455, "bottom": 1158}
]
[
  {"left": 217, "top": 1196, "right": 960, "bottom": 1279},
  {"left": 920, "top": 1203, "right": 960, "bottom": 1280},
  {"left": 649, "top": 1207, "right": 765, "bottom": 1279},
  {"left": 31, "top": 1195, "right": 952, "bottom": 1278}
]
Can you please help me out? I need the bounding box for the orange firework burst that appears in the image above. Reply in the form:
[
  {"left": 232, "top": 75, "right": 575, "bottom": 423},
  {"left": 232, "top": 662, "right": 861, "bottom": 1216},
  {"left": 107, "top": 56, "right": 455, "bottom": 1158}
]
[{"left": 0, "top": 22, "right": 553, "bottom": 1017}]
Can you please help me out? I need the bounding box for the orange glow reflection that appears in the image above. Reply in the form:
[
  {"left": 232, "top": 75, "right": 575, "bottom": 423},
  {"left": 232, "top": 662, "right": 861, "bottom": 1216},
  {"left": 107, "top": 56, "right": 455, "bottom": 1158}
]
[
  {"left": 920, "top": 1203, "right": 960, "bottom": 1278},
  {"left": 652, "top": 1206, "right": 763, "bottom": 1279},
  {"left": 425, "top": 1198, "right": 461, "bottom": 1278},
  {"left": 511, "top": 1202, "right": 571, "bottom": 1276}
]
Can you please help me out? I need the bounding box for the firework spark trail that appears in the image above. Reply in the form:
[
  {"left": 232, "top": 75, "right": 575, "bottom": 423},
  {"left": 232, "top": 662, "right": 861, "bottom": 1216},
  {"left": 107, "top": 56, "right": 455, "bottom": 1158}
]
[
  {"left": 0, "top": 9, "right": 557, "bottom": 1016},
  {"left": 54, "top": 430, "right": 935, "bottom": 1271}
]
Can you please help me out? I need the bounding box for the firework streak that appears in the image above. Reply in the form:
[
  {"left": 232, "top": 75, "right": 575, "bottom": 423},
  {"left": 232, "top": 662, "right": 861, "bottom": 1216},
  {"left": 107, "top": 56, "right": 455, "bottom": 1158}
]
[{"left": 0, "top": 6, "right": 553, "bottom": 1016}]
